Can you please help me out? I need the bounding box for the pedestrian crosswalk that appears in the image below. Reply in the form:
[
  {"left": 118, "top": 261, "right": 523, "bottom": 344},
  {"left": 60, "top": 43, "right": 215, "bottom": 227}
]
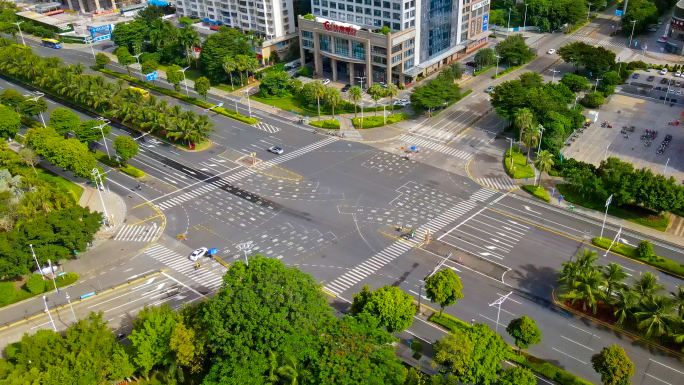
[
  {"left": 470, "top": 188, "right": 498, "bottom": 202},
  {"left": 255, "top": 137, "right": 338, "bottom": 169},
  {"left": 477, "top": 177, "right": 519, "bottom": 191},
  {"left": 155, "top": 169, "right": 255, "bottom": 211},
  {"left": 144, "top": 244, "right": 225, "bottom": 291},
  {"left": 323, "top": 192, "right": 485, "bottom": 296},
  {"left": 565, "top": 35, "right": 626, "bottom": 49},
  {"left": 114, "top": 225, "right": 162, "bottom": 242},
  {"left": 397, "top": 135, "right": 473, "bottom": 160},
  {"left": 254, "top": 122, "right": 281, "bottom": 133},
  {"left": 411, "top": 126, "right": 457, "bottom": 141}
]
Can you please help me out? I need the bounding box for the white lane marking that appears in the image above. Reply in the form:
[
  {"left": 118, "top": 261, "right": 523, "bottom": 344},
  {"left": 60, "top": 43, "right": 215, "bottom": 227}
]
[
  {"left": 560, "top": 335, "right": 594, "bottom": 351},
  {"left": 552, "top": 348, "right": 588, "bottom": 364}
]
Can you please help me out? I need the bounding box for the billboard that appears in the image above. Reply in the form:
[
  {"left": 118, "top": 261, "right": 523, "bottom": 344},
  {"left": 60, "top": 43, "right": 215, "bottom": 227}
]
[
  {"left": 483, "top": 14, "right": 488, "bottom": 32},
  {"left": 89, "top": 24, "right": 112, "bottom": 42}
]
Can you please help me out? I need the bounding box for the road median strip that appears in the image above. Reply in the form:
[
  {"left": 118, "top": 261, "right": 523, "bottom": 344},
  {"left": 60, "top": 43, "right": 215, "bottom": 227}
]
[{"left": 591, "top": 237, "right": 684, "bottom": 279}]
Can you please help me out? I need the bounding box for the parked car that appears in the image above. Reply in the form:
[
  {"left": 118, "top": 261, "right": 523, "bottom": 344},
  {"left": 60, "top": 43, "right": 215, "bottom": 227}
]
[
  {"left": 378, "top": 81, "right": 387, "bottom": 88},
  {"left": 466, "top": 61, "right": 476, "bottom": 67},
  {"left": 33, "top": 265, "right": 59, "bottom": 276},
  {"left": 676, "top": 71, "right": 682, "bottom": 77},
  {"left": 341, "top": 84, "right": 351, "bottom": 92},
  {"left": 676, "top": 82, "right": 681, "bottom": 87},
  {"left": 646, "top": 66, "right": 653, "bottom": 72},
  {"left": 189, "top": 247, "right": 208, "bottom": 261},
  {"left": 647, "top": 27, "right": 658, "bottom": 32},
  {"left": 547, "top": 49, "right": 556, "bottom": 54},
  {"left": 632, "top": 73, "right": 639, "bottom": 79},
  {"left": 322, "top": 79, "right": 331, "bottom": 85},
  {"left": 658, "top": 37, "right": 668, "bottom": 43},
  {"left": 268, "top": 146, "right": 284, "bottom": 155},
  {"left": 655, "top": 86, "right": 662, "bottom": 90},
  {"left": 647, "top": 76, "right": 655, "bottom": 81},
  {"left": 661, "top": 77, "right": 668, "bottom": 84},
  {"left": 660, "top": 68, "right": 668, "bottom": 75}
]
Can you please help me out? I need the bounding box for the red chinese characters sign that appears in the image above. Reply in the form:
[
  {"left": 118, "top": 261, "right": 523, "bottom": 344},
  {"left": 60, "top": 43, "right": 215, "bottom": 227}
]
[{"left": 324, "top": 21, "right": 358, "bottom": 36}]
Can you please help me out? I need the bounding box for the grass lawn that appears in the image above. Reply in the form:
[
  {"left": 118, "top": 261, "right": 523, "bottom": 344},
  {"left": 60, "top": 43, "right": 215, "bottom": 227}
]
[
  {"left": 250, "top": 93, "right": 307, "bottom": 114},
  {"left": 36, "top": 168, "right": 83, "bottom": 202},
  {"left": 521, "top": 185, "right": 551, "bottom": 202},
  {"left": 504, "top": 146, "right": 535, "bottom": 179},
  {"left": 557, "top": 184, "right": 670, "bottom": 231}
]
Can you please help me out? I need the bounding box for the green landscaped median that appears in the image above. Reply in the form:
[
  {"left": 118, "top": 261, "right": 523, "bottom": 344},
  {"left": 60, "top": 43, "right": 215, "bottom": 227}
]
[
  {"left": 504, "top": 146, "right": 535, "bottom": 179},
  {"left": 556, "top": 184, "right": 670, "bottom": 231},
  {"left": 473, "top": 64, "right": 495, "bottom": 76},
  {"left": 95, "top": 153, "right": 146, "bottom": 178},
  {"left": 521, "top": 185, "right": 550, "bottom": 202},
  {"left": 0, "top": 273, "right": 79, "bottom": 308},
  {"left": 592, "top": 237, "right": 684, "bottom": 277},
  {"left": 428, "top": 313, "right": 592, "bottom": 385},
  {"left": 352, "top": 113, "right": 409, "bottom": 128}
]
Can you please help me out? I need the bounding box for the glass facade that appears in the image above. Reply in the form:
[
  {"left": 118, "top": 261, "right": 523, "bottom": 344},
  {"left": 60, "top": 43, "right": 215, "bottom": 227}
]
[
  {"left": 302, "top": 30, "right": 313, "bottom": 39},
  {"left": 320, "top": 34, "right": 331, "bottom": 52},
  {"left": 352, "top": 41, "right": 366, "bottom": 60},
  {"left": 335, "top": 37, "right": 349, "bottom": 56}
]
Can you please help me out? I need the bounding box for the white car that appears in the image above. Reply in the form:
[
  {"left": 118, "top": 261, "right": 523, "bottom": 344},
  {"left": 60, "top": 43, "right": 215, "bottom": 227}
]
[
  {"left": 658, "top": 37, "right": 667, "bottom": 43},
  {"left": 676, "top": 71, "right": 682, "bottom": 77},
  {"left": 188, "top": 247, "right": 208, "bottom": 261},
  {"left": 268, "top": 146, "right": 284, "bottom": 155},
  {"left": 322, "top": 79, "right": 331, "bottom": 85},
  {"left": 547, "top": 49, "right": 556, "bottom": 54},
  {"left": 378, "top": 81, "right": 388, "bottom": 88},
  {"left": 33, "top": 265, "right": 59, "bottom": 276},
  {"left": 660, "top": 68, "right": 668, "bottom": 75},
  {"left": 148, "top": 138, "right": 162, "bottom": 145}
]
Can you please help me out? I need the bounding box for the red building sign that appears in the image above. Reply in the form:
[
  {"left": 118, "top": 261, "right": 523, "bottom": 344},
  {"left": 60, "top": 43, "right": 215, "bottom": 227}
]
[{"left": 324, "top": 21, "right": 358, "bottom": 36}]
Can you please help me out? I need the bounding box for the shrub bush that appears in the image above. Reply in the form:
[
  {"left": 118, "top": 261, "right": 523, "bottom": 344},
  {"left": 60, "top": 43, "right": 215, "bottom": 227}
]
[
  {"left": 522, "top": 185, "right": 551, "bottom": 202},
  {"left": 26, "top": 274, "right": 46, "bottom": 295},
  {"left": 428, "top": 312, "right": 471, "bottom": 332},
  {"left": 120, "top": 165, "right": 145, "bottom": 178},
  {"left": 309, "top": 119, "right": 340, "bottom": 129},
  {"left": 352, "top": 113, "right": 409, "bottom": 128},
  {"left": 638, "top": 240, "right": 654, "bottom": 259},
  {"left": 45, "top": 273, "right": 79, "bottom": 291},
  {"left": 0, "top": 282, "right": 15, "bottom": 306}
]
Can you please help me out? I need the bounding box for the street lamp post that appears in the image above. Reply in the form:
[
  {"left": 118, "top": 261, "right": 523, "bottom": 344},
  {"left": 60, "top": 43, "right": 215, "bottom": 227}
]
[
  {"left": 47, "top": 259, "right": 58, "bottom": 293},
  {"left": 494, "top": 54, "right": 501, "bottom": 77},
  {"left": 599, "top": 195, "right": 613, "bottom": 239},
  {"left": 132, "top": 53, "right": 144, "bottom": 81},
  {"left": 629, "top": 20, "right": 637, "bottom": 47},
  {"left": 12, "top": 21, "right": 25, "bottom": 46},
  {"left": 90, "top": 168, "right": 110, "bottom": 226},
  {"left": 65, "top": 292, "right": 77, "bottom": 324},
  {"left": 506, "top": 137, "right": 515, "bottom": 169},
  {"left": 84, "top": 37, "right": 96, "bottom": 60},
  {"left": 549, "top": 68, "right": 561, "bottom": 83},
  {"left": 587, "top": 4, "right": 592, "bottom": 19},
  {"left": 536, "top": 124, "right": 545, "bottom": 154},
  {"left": 28, "top": 244, "right": 44, "bottom": 277},
  {"left": 664, "top": 158, "right": 670, "bottom": 174},
  {"left": 488, "top": 291, "right": 514, "bottom": 333},
  {"left": 42, "top": 296, "right": 57, "bottom": 331},
  {"left": 594, "top": 77, "right": 603, "bottom": 92},
  {"left": 604, "top": 143, "right": 610, "bottom": 160},
  {"left": 92, "top": 117, "right": 110, "bottom": 159},
  {"left": 356, "top": 76, "right": 366, "bottom": 121},
  {"left": 24, "top": 92, "right": 46, "bottom": 127},
  {"left": 523, "top": 4, "right": 529, "bottom": 37},
  {"left": 507, "top": 8, "right": 511, "bottom": 37},
  {"left": 236, "top": 241, "right": 253, "bottom": 266},
  {"left": 418, "top": 253, "right": 451, "bottom": 314},
  {"left": 179, "top": 66, "right": 191, "bottom": 96},
  {"left": 243, "top": 88, "right": 253, "bottom": 117}
]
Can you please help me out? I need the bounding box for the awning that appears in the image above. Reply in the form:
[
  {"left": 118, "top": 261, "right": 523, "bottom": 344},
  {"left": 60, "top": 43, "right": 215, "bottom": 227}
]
[
  {"left": 148, "top": 0, "right": 169, "bottom": 6},
  {"left": 202, "top": 18, "right": 222, "bottom": 24}
]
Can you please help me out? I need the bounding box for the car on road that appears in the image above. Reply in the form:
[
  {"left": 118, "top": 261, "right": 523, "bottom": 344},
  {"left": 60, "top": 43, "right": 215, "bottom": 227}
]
[
  {"left": 485, "top": 86, "right": 494, "bottom": 92},
  {"left": 116, "top": 333, "right": 126, "bottom": 341},
  {"left": 268, "top": 146, "right": 284, "bottom": 155},
  {"left": 661, "top": 77, "right": 668, "bottom": 84},
  {"left": 669, "top": 89, "right": 675, "bottom": 93},
  {"left": 547, "top": 49, "right": 556, "bottom": 54},
  {"left": 393, "top": 99, "right": 410, "bottom": 106},
  {"left": 647, "top": 75, "right": 655, "bottom": 81},
  {"left": 341, "top": 84, "right": 351, "bottom": 92},
  {"left": 377, "top": 81, "right": 387, "bottom": 88},
  {"left": 647, "top": 27, "right": 658, "bottom": 32},
  {"left": 678, "top": 91, "right": 683, "bottom": 95},
  {"left": 646, "top": 66, "right": 653, "bottom": 71},
  {"left": 632, "top": 73, "right": 639, "bottom": 79},
  {"left": 466, "top": 61, "right": 476, "bottom": 67},
  {"left": 189, "top": 247, "right": 208, "bottom": 261},
  {"left": 660, "top": 68, "right": 668, "bottom": 75},
  {"left": 322, "top": 79, "right": 331, "bottom": 85}
]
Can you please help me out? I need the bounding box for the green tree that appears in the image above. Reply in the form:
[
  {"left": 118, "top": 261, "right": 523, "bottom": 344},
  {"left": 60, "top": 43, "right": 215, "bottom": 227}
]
[
  {"left": 613, "top": 289, "right": 640, "bottom": 325},
  {"left": 18, "top": 148, "right": 39, "bottom": 175},
  {"left": 431, "top": 329, "right": 474, "bottom": 375},
  {"left": 309, "top": 80, "right": 326, "bottom": 121},
  {"left": 424, "top": 268, "right": 464, "bottom": 318},
  {"left": 114, "top": 46, "right": 135, "bottom": 76},
  {"left": 95, "top": 52, "right": 110, "bottom": 68},
  {"left": 474, "top": 47, "right": 496, "bottom": 69},
  {"left": 259, "top": 70, "right": 291, "bottom": 97},
  {"left": 506, "top": 316, "right": 542, "bottom": 354},
  {"left": 178, "top": 25, "right": 201, "bottom": 68},
  {"left": 637, "top": 240, "right": 654, "bottom": 259},
  {"left": 560, "top": 73, "right": 590, "bottom": 92},
  {"left": 194, "top": 76, "right": 211, "bottom": 100},
  {"left": 0, "top": 105, "right": 21, "bottom": 138},
  {"left": 129, "top": 304, "right": 181, "bottom": 381},
  {"left": 200, "top": 32, "right": 253, "bottom": 82},
  {"left": 74, "top": 120, "right": 110, "bottom": 144},
  {"left": 632, "top": 271, "right": 664, "bottom": 299},
  {"left": 378, "top": 26, "right": 391, "bottom": 34},
  {"left": 602, "top": 263, "right": 628, "bottom": 296},
  {"left": 0, "top": 88, "right": 24, "bottom": 108},
  {"left": 113, "top": 135, "right": 139, "bottom": 164},
  {"left": 348, "top": 85, "right": 363, "bottom": 118},
  {"left": 324, "top": 87, "right": 342, "bottom": 119},
  {"left": 670, "top": 284, "right": 684, "bottom": 320},
  {"left": 497, "top": 366, "right": 536, "bottom": 385},
  {"left": 514, "top": 108, "right": 534, "bottom": 148},
  {"left": 111, "top": 20, "right": 149, "bottom": 52},
  {"left": 591, "top": 345, "right": 635, "bottom": 385},
  {"left": 48, "top": 107, "right": 81, "bottom": 135},
  {"left": 350, "top": 284, "right": 415, "bottom": 332},
  {"left": 534, "top": 150, "right": 554, "bottom": 186},
  {"left": 269, "top": 50, "right": 280, "bottom": 64},
  {"left": 634, "top": 296, "right": 677, "bottom": 337},
  {"left": 496, "top": 34, "right": 533, "bottom": 65},
  {"left": 18, "top": 98, "right": 48, "bottom": 119},
  {"left": 222, "top": 56, "right": 237, "bottom": 89},
  {"left": 368, "top": 84, "right": 384, "bottom": 116},
  {"left": 25, "top": 273, "right": 45, "bottom": 294},
  {"left": 141, "top": 59, "right": 158, "bottom": 76},
  {"left": 386, "top": 82, "right": 399, "bottom": 106},
  {"left": 518, "top": 72, "right": 544, "bottom": 89},
  {"left": 166, "top": 64, "right": 185, "bottom": 93}
]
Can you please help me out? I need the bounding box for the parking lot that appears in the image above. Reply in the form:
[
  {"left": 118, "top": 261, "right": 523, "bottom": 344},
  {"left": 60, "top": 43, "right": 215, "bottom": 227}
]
[
  {"left": 562, "top": 94, "right": 684, "bottom": 182},
  {"left": 622, "top": 68, "right": 684, "bottom": 104}
]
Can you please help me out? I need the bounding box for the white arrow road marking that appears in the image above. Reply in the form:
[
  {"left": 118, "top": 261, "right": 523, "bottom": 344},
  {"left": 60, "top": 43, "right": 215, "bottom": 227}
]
[
  {"left": 619, "top": 238, "right": 635, "bottom": 246},
  {"left": 145, "top": 277, "right": 156, "bottom": 285},
  {"left": 155, "top": 283, "right": 166, "bottom": 291},
  {"left": 523, "top": 205, "right": 542, "bottom": 215}
]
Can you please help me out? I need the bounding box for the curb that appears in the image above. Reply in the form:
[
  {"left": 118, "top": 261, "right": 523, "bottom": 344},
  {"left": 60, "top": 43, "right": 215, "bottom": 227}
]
[
  {"left": 0, "top": 270, "right": 165, "bottom": 331},
  {"left": 551, "top": 288, "right": 684, "bottom": 359}
]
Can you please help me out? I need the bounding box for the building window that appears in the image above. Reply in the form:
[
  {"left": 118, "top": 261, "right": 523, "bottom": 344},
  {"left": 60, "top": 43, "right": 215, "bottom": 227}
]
[
  {"left": 322, "top": 9, "right": 328, "bottom": 16},
  {"left": 365, "top": 7, "right": 371, "bottom": 14},
  {"left": 393, "top": 22, "right": 400, "bottom": 30},
  {"left": 404, "top": 58, "right": 413, "bottom": 70},
  {"left": 375, "top": 19, "right": 381, "bottom": 26},
  {"left": 404, "top": 38, "right": 414, "bottom": 48},
  {"left": 374, "top": 0, "right": 380, "bottom": 6},
  {"left": 383, "top": 20, "right": 390, "bottom": 27},
  {"left": 462, "top": 14, "right": 468, "bottom": 22},
  {"left": 392, "top": 2, "right": 400, "bottom": 9},
  {"left": 371, "top": 45, "right": 386, "bottom": 55},
  {"left": 319, "top": 34, "right": 331, "bottom": 52},
  {"left": 339, "top": 3, "right": 344, "bottom": 9},
  {"left": 330, "top": 1, "right": 336, "bottom": 7},
  {"left": 461, "top": 23, "right": 467, "bottom": 31},
  {"left": 302, "top": 30, "right": 313, "bottom": 38},
  {"left": 375, "top": 9, "right": 381, "bottom": 16},
  {"left": 405, "top": 21, "right": 408, "bottom": 28},
  {"left": 391, "top": 53, "right": 401, "bottom": 64},
  {"left": 383, "top": 11, "right": 389, "bottom": 17},
  {"left": 460, "top": 31, "right": 467, "bottom": 41},
  {"left": 372, "top": 55, "right": 387, "bottom": 65},
  {"left": 393, "top": 13, "right": 400, "bottom": 20},
  {"left": 405, "top": 11, "right": 409, "bottom": 18},
  {"left": 322, "top": 0, "right": 328, "bottom": 5},
  {"left": 404, "top": 48, "right": 413, "bottom": 57},
  {"left": 405, "top": 1, "right": 409, "bottom": 9},
  {"left": 303, "top": 39, "right": 314, "bottom": 48},
  {"left": 313, "top": 0, "right": 319, "bottom": 4},
  {"left": 347, "top": 5, "right": 353, "bottom": 11},
  {"left": 356, "top": 6, "right": 362, "bottom": 12},
  {"left": 365, "top": 16, "right": 372, "bottom": 24},
  {"left": 335, "top": 37, "right": 349, "bottom": 56},
  {"left": 357, "top": 15, "right": 363, "bottom": 23},
  {"left": 314, "top": 7, "right": 320, "bottom": 14},
  {"left": 365, "top": 0, "right": 371, "bottom": 4},
  {"left": 330, "top": 10, "right": 337, "bottom": 17},
  {"left": 391, "top": 44, "right": 402, "bottom": 54},
  {"left": 352, "top": 41, "right": 366, "bottom": 59},
  {"left": 383, "top": 1, "right": 390, "bottom": 8}
]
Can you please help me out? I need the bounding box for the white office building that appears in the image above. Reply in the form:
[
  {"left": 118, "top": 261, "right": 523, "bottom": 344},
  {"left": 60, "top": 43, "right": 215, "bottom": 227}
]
[{"left": 299, "top": 0, "right": 491, "bottom": 86}]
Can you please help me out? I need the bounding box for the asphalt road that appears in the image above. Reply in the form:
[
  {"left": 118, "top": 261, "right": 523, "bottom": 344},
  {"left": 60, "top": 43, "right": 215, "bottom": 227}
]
[{"left": 3, "top": 11, "right": 684, "bottom": 383}]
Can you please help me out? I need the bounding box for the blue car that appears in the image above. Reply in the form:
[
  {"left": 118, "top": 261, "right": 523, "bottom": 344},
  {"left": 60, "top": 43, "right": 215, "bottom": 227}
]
[{"left": 485, "top": 86, "right": 494, "bottom": 92}]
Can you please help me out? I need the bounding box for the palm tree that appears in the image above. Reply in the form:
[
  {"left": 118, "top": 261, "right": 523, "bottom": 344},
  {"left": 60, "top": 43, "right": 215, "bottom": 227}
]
[
  {"left": 602, "top": 263, "right": 628, "bottom": 297},
  {"left": 348, "top": 86, "right": 362, "bottom": 119},
  {"left": 276, "top": 355, "right": 310, "bottom": 385},
  {"left": 633, "top": 272, "right": 665, "bottom": 299},
  {"left": 514, "top": 108, "right": 533, "bottom": 148},
  {"left": 562, "top": 269, "right": 606, "bottom": 313},
  {"left": 235, "top": 55, "right": 248, "bottom": 86},
  {"left": 558, "top": 248, "right": 599, "bottom": 292},
  {"left": 222, "top": 56, "right": 237, "bottom": 89},
  {"left": 368, "top": 84, "right": 384, "bottom": 116},
  {"left": 17, "top": 148, "right": 39, "bottom": 175},
  {"left": 324, "top": 87, "right": 342, "bottom": 119},
  {"left": 72, "top": 62, "right": 86, "bottom": 75},
  {"left": 635, "top": 296, "right": 678, "bottom": 337},
  {"left": 244, "top": 57, "right": 260, "bottom": 84},
  {"left": 670, "top": 284, "right": 684, "bottom": 319},
  {"left": 179, "top": 25, "right": 201, "bottom": 67},
  {"left": 264, "top": 350, "right": 280, "bottom": 384},
  {"left": 533, "top": 150, "right": 554, "bottom": 187},
  {"left": 385, "top": 83, "right": 398, "bottom": 108},
  {"left": 521, "top": 125, "right": 540, "bottom": 164},
  {"left": 613, "top": 289, "right": 640, "bottom": 325},
  {"left": 309, "top": 80, "right": 326, "bottom": 121}
]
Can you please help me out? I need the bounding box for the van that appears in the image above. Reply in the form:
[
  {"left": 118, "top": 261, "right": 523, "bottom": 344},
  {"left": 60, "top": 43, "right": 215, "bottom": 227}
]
[{"left": 128, "top": 87, "right": 150, "bottom": 98}]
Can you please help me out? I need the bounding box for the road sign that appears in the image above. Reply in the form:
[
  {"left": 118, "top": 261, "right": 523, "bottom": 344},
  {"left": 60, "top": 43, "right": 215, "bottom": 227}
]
[
  {"left": 217, "top": 102, "right": 223, "bottom": 107},
  {"left": 146, "top": 71, "right": 158, "bottom": 81},
  {"left": 80, "top": 291, "right": 96, "bottom": 299},
  {"left": 615, "top": 10, "right": 623, "bottom": 16}
]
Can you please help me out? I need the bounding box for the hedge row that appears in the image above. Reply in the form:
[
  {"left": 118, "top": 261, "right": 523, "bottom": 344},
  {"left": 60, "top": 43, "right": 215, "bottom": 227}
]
[
  {"left": 95, "top": 68, "right": 258, "bottom": 125},
  {"left": 352, "top": 113, "right": 409, "bottom": 128},
  {"left": 0, "top": 273, "right": 79, "bottom": 307},
  {"left": 95, "top": 152, "right": 146, "bottom": 178},
  {"left": 521, "top": 185, "right": 550, "bottom": 202},
  {"left": 309, "top": 119, "right": 340, "bottom": 129},
  {"left": 429, "top": 313, "right": 592, "bottom": 385},
  {"left": 592, "top": 237, "right": 684, "bottom": 277},
  {"left": 120, "top": 164, "right": 145, "bottom": 178}
]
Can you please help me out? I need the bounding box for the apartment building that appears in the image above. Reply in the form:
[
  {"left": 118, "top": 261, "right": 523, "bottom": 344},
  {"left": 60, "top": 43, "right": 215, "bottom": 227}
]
[{"left": 299, "top": 0, "right": 490, "bottom": 86}]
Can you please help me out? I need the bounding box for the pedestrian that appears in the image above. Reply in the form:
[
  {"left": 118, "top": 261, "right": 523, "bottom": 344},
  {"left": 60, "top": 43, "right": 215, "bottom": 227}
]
[{"left": 632, "top": 147, "right": 634, "bottom": 150}]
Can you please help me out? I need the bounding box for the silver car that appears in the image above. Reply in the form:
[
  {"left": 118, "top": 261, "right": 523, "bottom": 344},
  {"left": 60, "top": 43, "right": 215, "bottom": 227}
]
[{"left": 268, "top": 146, "right": 284, "bottom": 155}]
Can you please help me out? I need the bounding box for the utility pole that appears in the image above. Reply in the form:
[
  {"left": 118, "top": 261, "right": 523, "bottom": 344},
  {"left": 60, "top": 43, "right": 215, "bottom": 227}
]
[
  {"left": 629, "top": 20, "right": 637, "bottom": 47},
  {"left": 179, "top": 66, "right": 191, "bottom": 96},
  {"left": 90, "top": 168, "right": 109, "bottom": 226},
  {"left": 664, "top": 158, "right": 670, "bottom": 174},
  {"left": 24, "top": 92, "right": 46, "bottom": 127},
  {"left": 506, "top": 137, "right": 515, "bottom": 169},
  {"left": 494, "top": 54, "right": 501, "bottom": 77},
  {"left": 587, "top": 3, "right": 592, "bottom": 19},
  {"left": 603, "top": 227, "right": 622, "bottom": 258},
  {"left": 244, "top": 88, "right": 253, "bottom": 117},
  {"left": 43, "top": 296, "right": 57, "bottom": 331},
  {"left": 236, "top": 241, "right": 253, "bottom": 266},
  {"left": 85, "top": 36, "right": 96, "bottom": 60},
  {"left": 489, "top": 291, "right": 514, "bottom": 333},
  {"left": 356, "top": 76, "right": 366, "bottom": 121},
  {"left": 594, "top": 77, "right": 603, "bottom": 92},
  {"left": 65, "top": 292, "right": 77, "bottom": 324},
  {"left": 132, "top": 53, "right": 144, "bottom": 81},
  {"left": 549, "top": 68, "right": 561, "bottom": 83}
]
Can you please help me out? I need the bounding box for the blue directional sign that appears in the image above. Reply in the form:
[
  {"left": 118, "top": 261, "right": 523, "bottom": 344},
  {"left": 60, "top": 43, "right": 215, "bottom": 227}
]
[
  {"left": 81, "top": 291, "right": 96, "bottom": 299},
  {"left": 615, "top": 10, "right": 623, "bottom": 16},
  {"left": 146, "top": 71, "right": 158, "bottom": 81},
  {"left": 482, "top": 14, "right": 488, "bottom": 32},
  {"left": 217, "top": 102, "right": 224, "bottom": 108}
]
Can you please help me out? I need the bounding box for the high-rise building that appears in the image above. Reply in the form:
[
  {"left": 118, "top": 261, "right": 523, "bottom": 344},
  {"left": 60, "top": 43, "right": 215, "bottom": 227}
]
[
  {"left": 298, "top": 0, "right": 490, "bottom": 86},
  {"left": 174, "top": 0, "right": 300, "bottom": 65}
]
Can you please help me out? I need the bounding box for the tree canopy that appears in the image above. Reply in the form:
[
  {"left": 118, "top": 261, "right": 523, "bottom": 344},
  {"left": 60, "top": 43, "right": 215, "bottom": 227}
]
[
  {"left": 113, "top": 136, "right": 139, "bottom": 164},
  {"left": 350, "top": 284, "right": 415, "bottom": 332},
  {"left": 506, "top": 316, "right": 542, "bottom": 353},
  {"left": 591, "top": 345, "right": 635, "bottom": 385},
  {"left": 424, "top": 268, "right": 464, "bottom": 318}
]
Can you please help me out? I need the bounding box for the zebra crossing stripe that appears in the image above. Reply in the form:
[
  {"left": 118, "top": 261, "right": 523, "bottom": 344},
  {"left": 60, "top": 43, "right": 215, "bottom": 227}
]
[
  {"left": 114, "top": 225, "right": 161, "bottom": 242},
  {"left": 255, "top": 122, "right": 281, "bottom": 133},
  {"left": 256, "top": 137, "right": 338, "bottom": 169},
  {"left": 144, "top": 244, "right": 224, "bottom": 291},
  {"left": 477, "top": 178, "right": 519, "bottom": 191},
  {"left": 398, "top": 135, "right": 473, "bottom": 160}
]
